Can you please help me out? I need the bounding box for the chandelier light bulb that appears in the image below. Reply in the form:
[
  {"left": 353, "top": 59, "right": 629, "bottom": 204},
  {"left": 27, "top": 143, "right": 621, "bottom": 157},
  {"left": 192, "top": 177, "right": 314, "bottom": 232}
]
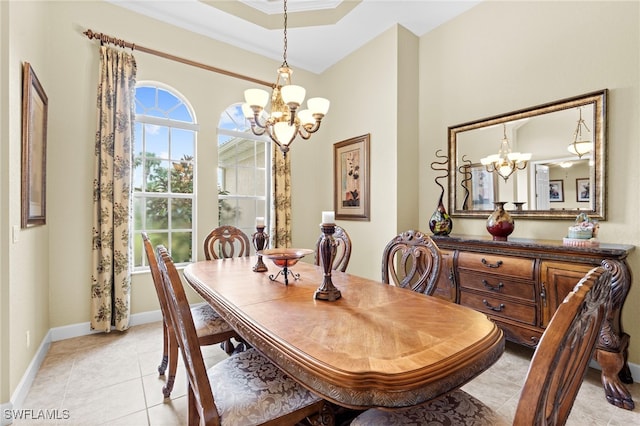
[
  {"left": 281, "top": 85, "right": 305, "bottom": 106},
  {"left": 244, "top": 89, "right": 269, "bottom": 109},
  {"left": 308, "top": 97, "right": 330, "bottom": 116}
]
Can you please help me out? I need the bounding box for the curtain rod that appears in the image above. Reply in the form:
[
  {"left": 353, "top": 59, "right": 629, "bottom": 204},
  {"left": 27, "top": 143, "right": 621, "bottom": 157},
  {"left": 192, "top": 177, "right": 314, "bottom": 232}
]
[{"left": 83, "top": 29, "right": 273, "bottom": 88}]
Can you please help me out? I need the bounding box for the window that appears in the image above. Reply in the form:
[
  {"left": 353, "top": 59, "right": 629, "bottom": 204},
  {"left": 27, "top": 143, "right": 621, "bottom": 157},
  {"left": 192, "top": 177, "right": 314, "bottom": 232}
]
[
  {"left": 133, "top": 83, "right": 197, "bottom": 269},
  {"left": 218, "top": 104, "right": 270, "bottom": 245}
]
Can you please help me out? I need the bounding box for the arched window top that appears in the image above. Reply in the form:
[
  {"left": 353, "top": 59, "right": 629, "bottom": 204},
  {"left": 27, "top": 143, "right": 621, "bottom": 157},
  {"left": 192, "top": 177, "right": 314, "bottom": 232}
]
[
  {"left": 218, "top": 103, "right": 250, "bottom": 133},
  {"left": 135, "top": 81, "right": 196, "bottom": 124}
]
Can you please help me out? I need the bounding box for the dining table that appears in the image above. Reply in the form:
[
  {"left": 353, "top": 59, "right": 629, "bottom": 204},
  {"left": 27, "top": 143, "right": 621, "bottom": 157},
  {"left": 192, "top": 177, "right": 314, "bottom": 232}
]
[{"left": 182, "top": 255, "right": 505, "bottom": 409}]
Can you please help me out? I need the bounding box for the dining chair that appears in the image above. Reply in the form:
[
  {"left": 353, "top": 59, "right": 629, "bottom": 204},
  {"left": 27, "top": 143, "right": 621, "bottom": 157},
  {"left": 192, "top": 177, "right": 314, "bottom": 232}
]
[
  {"left": 203, "top": 225, "right": 250, "bottom": 260},
  {"left": 142, "top": 233, "right": 239, "bottom": 399},
  {"left": 314, "top": 225, "right": 352, "bottom": 272},
  {"left": 380, "top": 229, "right": 442, "bottom": 295},
  {"left": 351, "top": 266, "right": 611, "bottom": 426},
  {"left": 155, "top": 244, "right": 333, "bottom": 426}
]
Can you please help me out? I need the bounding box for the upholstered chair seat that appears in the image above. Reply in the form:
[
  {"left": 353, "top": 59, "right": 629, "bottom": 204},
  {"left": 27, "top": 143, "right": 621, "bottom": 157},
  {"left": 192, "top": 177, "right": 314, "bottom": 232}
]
[
  {"left": 191, "top": 303, "right": 234, "bottom": 337},
  {"left": 351, "top": 390, "right": 508, "bottom": 426},
  {"left": 208, "top": 347, "right": 323, "bottom": 425}
]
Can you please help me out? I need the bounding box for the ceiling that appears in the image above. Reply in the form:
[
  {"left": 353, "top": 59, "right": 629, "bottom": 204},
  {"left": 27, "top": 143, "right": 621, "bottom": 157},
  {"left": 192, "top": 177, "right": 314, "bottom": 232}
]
[{"left": 106, "top": 0, "right": 480, "bottom": 74}]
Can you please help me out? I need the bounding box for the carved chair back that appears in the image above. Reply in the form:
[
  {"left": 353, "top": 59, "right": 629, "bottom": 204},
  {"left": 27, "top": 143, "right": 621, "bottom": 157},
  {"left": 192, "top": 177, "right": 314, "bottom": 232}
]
[
  {"left": 203, "top": 225, "right": 250, "bottom": 260},
  {"left": 156, "top": 245, "right": 221, "bottom": 425},
  {"left": 156, "top": 245, "right": 327, "bottom": 426},
  {"left": 381, "top": 230, "right": 442, "bottom": 296},
  {"left": 513, "top": 266, "right": 611, "bottom": 425},
  {"left": 314, "top": 225, "right": 352, "bottom": 272}
]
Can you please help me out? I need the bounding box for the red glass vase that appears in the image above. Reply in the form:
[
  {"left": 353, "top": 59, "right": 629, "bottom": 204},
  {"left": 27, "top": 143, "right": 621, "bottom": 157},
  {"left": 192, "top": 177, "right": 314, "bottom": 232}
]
[{"left": 486, "top": 202, "right": 514, "bottom": 241}]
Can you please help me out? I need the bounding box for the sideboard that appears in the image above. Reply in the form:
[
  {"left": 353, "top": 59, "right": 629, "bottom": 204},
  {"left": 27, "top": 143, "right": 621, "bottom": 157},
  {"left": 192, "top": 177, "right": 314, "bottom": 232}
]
[{"left": 431, "top": 234, "right": 635, "bottom": 410}]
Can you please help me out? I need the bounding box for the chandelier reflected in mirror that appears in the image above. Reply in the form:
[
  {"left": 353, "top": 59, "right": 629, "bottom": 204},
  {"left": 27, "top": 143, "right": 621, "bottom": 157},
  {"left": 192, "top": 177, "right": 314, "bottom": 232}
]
[
  {"left": 241, "top": 0, "right": 330, "bottom": 156},
  {"left": 481, "top": 124, "right": 532, "bottom": 182},
  {"left": 567, "top": 107, "right": 592, "bottom": 158}
]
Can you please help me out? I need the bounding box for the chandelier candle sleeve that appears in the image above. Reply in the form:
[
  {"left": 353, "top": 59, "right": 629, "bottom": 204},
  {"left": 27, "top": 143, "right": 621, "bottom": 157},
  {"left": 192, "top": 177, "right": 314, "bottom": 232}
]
[
  {"left": 322, "top": 211, "right": 335, "bottom": 224},
  {"left": 256, "top": 217, "right": 265, "bottom": 227}
]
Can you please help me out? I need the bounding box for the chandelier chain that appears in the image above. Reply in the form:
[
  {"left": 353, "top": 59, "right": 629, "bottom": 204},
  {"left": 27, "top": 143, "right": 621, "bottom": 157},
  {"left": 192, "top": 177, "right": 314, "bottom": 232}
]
[{"left": 282, "top": 0, "right": 288, "bottom": 67}]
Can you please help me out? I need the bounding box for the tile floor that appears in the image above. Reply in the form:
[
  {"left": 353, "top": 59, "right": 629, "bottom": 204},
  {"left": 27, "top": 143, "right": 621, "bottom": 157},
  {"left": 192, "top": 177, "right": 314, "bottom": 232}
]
[{"left": 11, "top": 321, "right": 640, "bottom": 425}]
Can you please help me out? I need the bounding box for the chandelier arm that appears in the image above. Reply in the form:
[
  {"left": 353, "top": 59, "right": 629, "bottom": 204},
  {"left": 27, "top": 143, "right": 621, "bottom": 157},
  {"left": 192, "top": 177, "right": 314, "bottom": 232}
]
[
  {"left": 251, "top": 113, "right": 269, "bottom": 129},
  {"left": 249, "top": 124, "right": 267, "bottom": 137},
  {"left": 297, "top": 127, "right": 311, "bottom": 140}
]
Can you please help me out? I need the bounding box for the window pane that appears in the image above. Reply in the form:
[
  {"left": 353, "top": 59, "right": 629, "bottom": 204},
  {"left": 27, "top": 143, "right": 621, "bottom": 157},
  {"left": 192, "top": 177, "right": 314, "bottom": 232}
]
[
  {"left": 172, "top": 198, "right": 193, "bottom": 229},
  {"left": 171, "top": 128, "right": 194, "bottom": 159},
  {"left": 135, "top": 87, "right": 155, "bottom": 113},
  {"left": 133, "top": 197, "right": 145, "bottom": 228},
  {"left": 170, "top": 104, "right": 192, "bottom": 122},
  {"left": 170, "top": 159, "right": 193, "bottom": 194},
  {"left": 146, "top": 198, "right": 168, "bottom": 229},
  {"left": 171, "top": 232, "right": 192, "bottom": 263},
  {"left": 236, "top": 198, "right": 257, "bottom": 229},
  {"left": 146, "top": 159, "right": 170, "bottom": 193},
  {"left": 145, "top": 125, "right": 169, "bottom": 158},
  {"left": 219, "top": 197, "right": 238, "bottom": 224}
]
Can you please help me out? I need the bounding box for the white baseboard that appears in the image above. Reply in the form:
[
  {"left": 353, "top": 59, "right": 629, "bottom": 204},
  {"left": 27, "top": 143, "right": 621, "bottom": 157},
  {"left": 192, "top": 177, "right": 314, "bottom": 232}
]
[{"left": 3, "top": 310, "right": 162, "bottom": 425}]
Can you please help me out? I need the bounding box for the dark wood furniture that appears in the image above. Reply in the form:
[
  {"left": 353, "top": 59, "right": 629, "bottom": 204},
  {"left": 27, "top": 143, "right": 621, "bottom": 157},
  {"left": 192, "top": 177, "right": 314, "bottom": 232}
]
[
  {"left": 381, "top": 230, "right": 442, "bottom": 295},
  {"left": 183, "top": 256, "right": 504, "bottom": 409},
  {"left": 432, "top": 234, "right": 635, "bottom": 410},
  {"left": 314, "top": 224, "right": 352, "bottom": 272},
  {"left": 156, "top": 246, "right": 331, "bottom": 426},
  {"left": 352, "top": 266, "right": 611, "bottom": 425},
  {"left": 141, "top": 233, "right": 239, "bottom": 398},
  {"left": 203, "top": 225, "right": 250, "bottom": 260}
]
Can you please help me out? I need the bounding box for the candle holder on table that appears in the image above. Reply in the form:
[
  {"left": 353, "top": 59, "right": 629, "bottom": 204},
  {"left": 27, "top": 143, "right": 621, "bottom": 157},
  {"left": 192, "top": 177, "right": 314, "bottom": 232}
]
[
  {"left": 258, "top": 248, "right": 313, "bottom": 285},
  {"left": 314, "top": 223, "right": 342, "bottom": 301},
  {"left": 252, "top": 225, "right": 269, "bottom": 272}
]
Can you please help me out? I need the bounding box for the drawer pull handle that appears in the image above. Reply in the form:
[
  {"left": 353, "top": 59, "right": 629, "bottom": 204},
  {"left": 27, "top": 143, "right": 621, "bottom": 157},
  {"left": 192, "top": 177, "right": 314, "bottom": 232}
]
[
  {"left": 481, "top": 258, "right": 503, "bottom": 269},
  {"left": 482, "top": 280, "right": 504, "bottom": 292},
  {"left": 482, "top": 299, "right": 505, "bottom": 312}
]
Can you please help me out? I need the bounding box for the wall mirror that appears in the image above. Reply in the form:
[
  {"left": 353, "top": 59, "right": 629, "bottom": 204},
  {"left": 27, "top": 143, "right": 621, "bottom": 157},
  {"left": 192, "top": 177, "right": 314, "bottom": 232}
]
[{"left": 448, "top": 89, "right": 607, "bottom": 220}]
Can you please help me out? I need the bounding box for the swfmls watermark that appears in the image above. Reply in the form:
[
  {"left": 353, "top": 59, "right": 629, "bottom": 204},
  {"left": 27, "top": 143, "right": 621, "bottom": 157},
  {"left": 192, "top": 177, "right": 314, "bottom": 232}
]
[{"left": 3, "top": 409, "right": 70, "bottom": 422}]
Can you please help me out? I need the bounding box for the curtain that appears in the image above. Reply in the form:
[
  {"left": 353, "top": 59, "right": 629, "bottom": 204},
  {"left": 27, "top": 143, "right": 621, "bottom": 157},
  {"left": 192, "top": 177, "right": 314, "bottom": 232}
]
[
  {"left": 90, "top": 46, "right": 137, "bottom": 332},
  {"left": 271, "top": 146, "right": 292, "bottom": 248}
]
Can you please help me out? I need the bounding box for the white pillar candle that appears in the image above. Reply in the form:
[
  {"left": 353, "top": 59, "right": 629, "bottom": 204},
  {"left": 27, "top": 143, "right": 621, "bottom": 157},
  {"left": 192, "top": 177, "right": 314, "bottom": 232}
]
[
  {"left": 256, "top": 217, "right": 265, "bottom": 227},
  {"left": 321, "top": 211, "right": 335, "bottom": 224}
]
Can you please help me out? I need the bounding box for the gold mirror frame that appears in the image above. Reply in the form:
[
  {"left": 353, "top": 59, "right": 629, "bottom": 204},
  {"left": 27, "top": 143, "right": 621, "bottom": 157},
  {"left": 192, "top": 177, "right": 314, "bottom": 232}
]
[{"left": 448, "top": 90, "right": 607, "bottom": 220}]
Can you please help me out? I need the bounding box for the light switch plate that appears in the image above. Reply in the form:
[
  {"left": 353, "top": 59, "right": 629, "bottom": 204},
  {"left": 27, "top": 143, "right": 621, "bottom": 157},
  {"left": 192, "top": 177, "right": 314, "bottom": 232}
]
[{"left": 12, "top": 225, "right": 19, "bottom": 243}]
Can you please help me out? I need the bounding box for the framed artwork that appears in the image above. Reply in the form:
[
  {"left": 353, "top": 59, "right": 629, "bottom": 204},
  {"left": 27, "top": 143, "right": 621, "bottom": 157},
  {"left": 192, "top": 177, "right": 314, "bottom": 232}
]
[
  {"left": 576, "top": 178, "right": 590, "bottom": 202},
  {"left": 334, "top": 134, "right": 370, "bottom": 221},
  {"left": 21, "top": 62, "right": 48, "bottom": 227},
  {"left": 549, "top": 180, "right": 564, "bottom": 202}
]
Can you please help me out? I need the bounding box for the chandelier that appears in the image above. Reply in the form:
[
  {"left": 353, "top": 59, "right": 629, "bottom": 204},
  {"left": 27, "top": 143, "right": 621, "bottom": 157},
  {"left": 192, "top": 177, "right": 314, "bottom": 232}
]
[
  {"left": 241, "top": 0, "right": 330, "bottom": 156},
  {"left": 480, "top": 124, "right": 532, "bottom": 182},
  {"left": 567, "top": 107, "right": 592, "bottom": 158}
]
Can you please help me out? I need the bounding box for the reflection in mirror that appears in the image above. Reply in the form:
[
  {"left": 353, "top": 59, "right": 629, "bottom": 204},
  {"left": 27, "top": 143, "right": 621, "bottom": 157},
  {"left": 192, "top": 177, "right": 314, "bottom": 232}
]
[{"left": 448, "top": 90, "right": 607, "bottom": 220}]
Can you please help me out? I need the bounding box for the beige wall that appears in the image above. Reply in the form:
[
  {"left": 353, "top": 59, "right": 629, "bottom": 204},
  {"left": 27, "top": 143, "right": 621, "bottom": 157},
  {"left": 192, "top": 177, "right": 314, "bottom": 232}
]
[
  {"left": 419, "top": 0, "right": 640, "bottom": 362},
  {"left": 3, "top": 0, "right": 51, "bottom": 401},
  {"left": 2, "top": 0, "right": 639, "bottom": 406}
]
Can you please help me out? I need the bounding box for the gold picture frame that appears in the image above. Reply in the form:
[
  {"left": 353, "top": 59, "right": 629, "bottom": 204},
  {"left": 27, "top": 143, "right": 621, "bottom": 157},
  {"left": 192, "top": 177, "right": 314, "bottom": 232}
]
[
  {"left": 21, "top": 62, "right": 48, "bottom": 227},
  {"left": 334, "top": 134, "right": 370, "bottom": 221}
]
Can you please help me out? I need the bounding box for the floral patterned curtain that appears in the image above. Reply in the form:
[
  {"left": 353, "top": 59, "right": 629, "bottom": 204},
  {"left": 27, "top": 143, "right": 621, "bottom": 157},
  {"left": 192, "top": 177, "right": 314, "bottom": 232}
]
[
  {"left": 271, "top": 147, "right": 292, "bottom": 248},
  {"left": 90, "top": 46, "right": 137, "bottom": 332}
]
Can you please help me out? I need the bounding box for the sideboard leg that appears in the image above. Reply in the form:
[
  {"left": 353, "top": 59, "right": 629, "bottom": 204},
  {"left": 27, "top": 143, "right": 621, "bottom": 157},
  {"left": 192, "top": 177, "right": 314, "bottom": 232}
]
[
  {"left": 595, "top": 259, "right": 634, "bottom": 409},
  {"left": 596, "top": 342, "right": 634, "bottom": 410}
]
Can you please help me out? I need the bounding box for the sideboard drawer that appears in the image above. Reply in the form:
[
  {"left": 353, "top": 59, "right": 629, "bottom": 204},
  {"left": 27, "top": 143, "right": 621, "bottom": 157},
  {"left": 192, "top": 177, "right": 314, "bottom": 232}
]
[
  {"left": 458, "top": 271, "right": 536, "bottom": 302},
  {"left": 459, "top": 291, "right": 537, "bottom": 325},
  {"left": 457, "top": 252, "right": 535, "bottom": 280}
]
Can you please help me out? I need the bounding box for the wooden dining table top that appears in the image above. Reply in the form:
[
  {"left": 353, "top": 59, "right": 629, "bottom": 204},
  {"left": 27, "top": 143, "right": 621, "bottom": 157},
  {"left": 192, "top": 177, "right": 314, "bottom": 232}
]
[{"left": 183, "top": 256, "right": 505, "bottom": 409}]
